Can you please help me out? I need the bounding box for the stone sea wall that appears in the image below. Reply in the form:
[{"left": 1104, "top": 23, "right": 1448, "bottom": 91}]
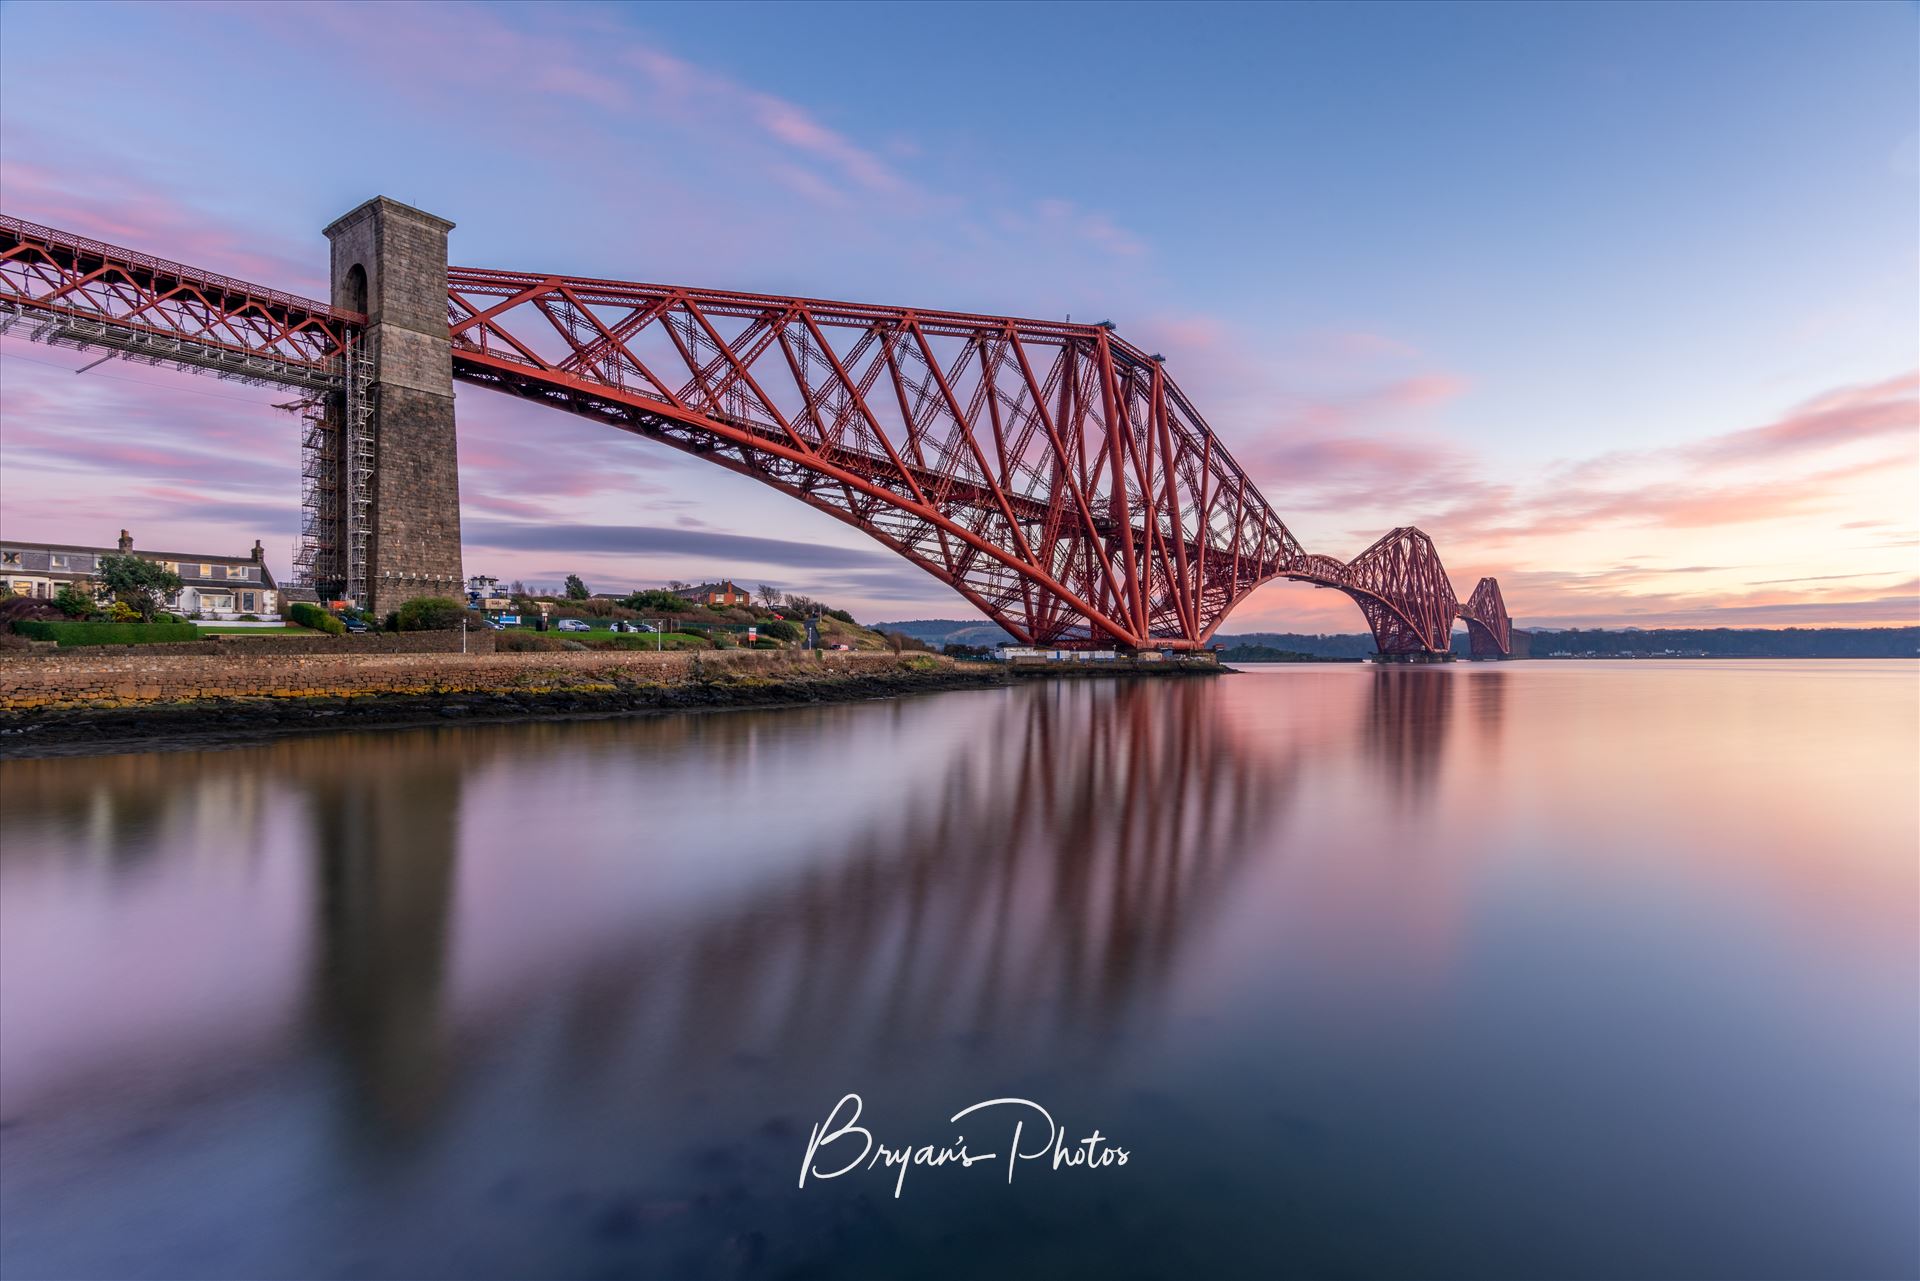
[
  {"left": 14, "top": 629, "right": 496, "bottom": 660},
  {"left": 0, "top": 647, "right": 951, "bottom": 712}
]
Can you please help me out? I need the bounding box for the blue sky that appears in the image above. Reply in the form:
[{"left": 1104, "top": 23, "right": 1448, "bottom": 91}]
[{"left": 1, "top": 0, "right": 1914, "bottom": 628}]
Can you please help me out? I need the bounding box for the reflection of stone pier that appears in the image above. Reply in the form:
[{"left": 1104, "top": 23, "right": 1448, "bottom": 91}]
[
  {"left": 1367, "top": 668, "right": 1455, "bottom": 801},
  {"left": 302, "top": 738, "right": 463, "bottom": 1138}
]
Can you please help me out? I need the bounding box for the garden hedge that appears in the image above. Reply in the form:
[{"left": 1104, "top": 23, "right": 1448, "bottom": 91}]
[{"left": 11, "top": 620, "right": 201, "bottom": 647}]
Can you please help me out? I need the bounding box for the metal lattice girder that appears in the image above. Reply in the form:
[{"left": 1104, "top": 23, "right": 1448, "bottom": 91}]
[
  {"left": 445, "top": 267, "right": 1305, "bottom": 648},
  {"left": 0, "top": 209, "right": 1521, "bottom": 652},
  {"left": 0, "top": 216, "right": 359, "bottom": 389},
  {"left": 1279, "top": 527, "right": 1473, "bottom": 656},
  {"left": 1460, "top": 576, "right": 1513, "bottom": 657}
]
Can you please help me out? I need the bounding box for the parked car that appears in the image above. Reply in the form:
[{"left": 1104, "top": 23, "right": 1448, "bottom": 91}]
[
  {"left": 634, "top": 622, "right": 658, "bottom": 633},
  {"left": 342, "top": 617, "right": 370, "bottom": 633},
  {"left": 556, "top": 618, "right": 591, "bottom": 633}
]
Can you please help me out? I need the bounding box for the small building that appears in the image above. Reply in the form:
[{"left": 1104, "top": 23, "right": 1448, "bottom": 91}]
[
  {"left": 680, "top": 579, "right": 753, "bottom": 607},
  {"left": 0, "top": 529, "right": 280, "bottom": 618}
]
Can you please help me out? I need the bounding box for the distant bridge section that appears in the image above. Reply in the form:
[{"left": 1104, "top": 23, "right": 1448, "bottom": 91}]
[{"left": 0, "top": 203, "right": 1516, "bottom": 656}]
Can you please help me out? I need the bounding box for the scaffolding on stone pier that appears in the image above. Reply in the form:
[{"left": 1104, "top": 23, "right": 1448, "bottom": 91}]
[{"left": 342, "top": 336, "right": 375, "bottom": 606}]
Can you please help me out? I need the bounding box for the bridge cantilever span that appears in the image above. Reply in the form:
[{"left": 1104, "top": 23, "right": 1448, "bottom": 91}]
[{"left": 0, "top": 205, "right": 1515, "bottom": 656}]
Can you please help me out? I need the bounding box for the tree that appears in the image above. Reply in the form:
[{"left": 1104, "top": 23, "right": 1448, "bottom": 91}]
[
  {"left": 667, "top": 579, "right": 690, "bottom": 593},
  {"left": 509, "top": 580, "right": 529, "bottom": 598},
  {"left": 396, "top": 596, "right": 467, "bottom": 631},
  {"left": 564, "top": 573, "right": 590, "bottom": 600},
  {"left": 96, "top": 553, "right": 181, "bottom": 622},
  {"left": 756, "top": 583, "right": 781, "bottom": 608}
]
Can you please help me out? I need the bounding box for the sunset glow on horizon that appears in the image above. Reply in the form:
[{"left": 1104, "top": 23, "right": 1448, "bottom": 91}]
[{"left": 1, "top": 1, "right": 1913, "bottom": 631}]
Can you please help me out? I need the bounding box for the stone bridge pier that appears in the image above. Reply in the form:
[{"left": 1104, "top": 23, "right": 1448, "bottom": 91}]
[{"left": 321, "top": 198, "right": 464, "bottom": 616}]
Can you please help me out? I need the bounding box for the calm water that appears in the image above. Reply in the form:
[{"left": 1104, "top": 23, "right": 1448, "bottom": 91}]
[{"left": 1, "top": 663, "right": 1914, "bottom": 1280}]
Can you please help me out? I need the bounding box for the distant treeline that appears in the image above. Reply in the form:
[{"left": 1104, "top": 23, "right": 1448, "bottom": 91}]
[
  {"left": 1509, "top": 626, "right": 1916, "bottom": 658},
  {"left": 877, "top": 620, "right": 1917, "bottom": 659},
  {"left": 1219, "top": 644, "right": 1360, "bottom": 663},
  {"left": 1214, "top": 632, "right": 1381, "bottom": 658}
]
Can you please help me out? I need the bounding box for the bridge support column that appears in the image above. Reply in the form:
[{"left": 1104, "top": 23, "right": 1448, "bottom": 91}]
[{"left": 322, "top": 198, "right": 463, "bottom": 616}]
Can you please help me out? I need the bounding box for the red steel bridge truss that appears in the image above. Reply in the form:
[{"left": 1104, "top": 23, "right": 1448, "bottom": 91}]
[{"left": 0, "top": 214, "right": 1511, "bottom": 656}]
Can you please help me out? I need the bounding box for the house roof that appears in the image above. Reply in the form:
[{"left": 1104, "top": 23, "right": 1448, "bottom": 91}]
[{"left": 0, "top": 538, "right": 278, "bottom": 589}]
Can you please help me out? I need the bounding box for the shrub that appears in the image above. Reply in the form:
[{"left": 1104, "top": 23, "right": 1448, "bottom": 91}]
[
  {"left": 828, "top": 609, "right": 856, "bottom": 625},
  {"left": 52, "top": 583, "right": 97, "bottom": 618},
  {"left": 287, "top": 601, "right": 346, "bottom": 636},
  {"left": 622, "top": 589, "right": 696, "bottom": 612},
  {"left": 756, "top": 619, "right": 803, "bottom": 643},
  {"left": 238, "top": 613, "right": 261, "bottom": 622},
  {"left": 0, "top": 596, "right": 63, "bottom": 625},
  {"left": 396, "top": 596, "right": 466, "bottom": 631},
  {"left": 12, "top": 620, "right": 200, "bottom": 647},
  {"left": 106, "top": 600, "right": 142, "bottom": 623}
]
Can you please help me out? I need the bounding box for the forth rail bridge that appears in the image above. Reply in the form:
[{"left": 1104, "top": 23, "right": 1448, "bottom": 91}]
[{"left": 0, "top": 198, "right": 1513, "bottom": 659}]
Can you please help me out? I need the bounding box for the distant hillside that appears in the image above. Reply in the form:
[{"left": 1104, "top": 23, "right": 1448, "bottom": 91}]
[{"left": 872, "top": 619, "right": 1017, "bottom": 649}]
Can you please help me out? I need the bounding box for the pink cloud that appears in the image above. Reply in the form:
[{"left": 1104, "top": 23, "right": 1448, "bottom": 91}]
[
  {"left": 0, "top": 150, "right": 323, "bottom": 295},
  {"left": 1688, "top": 369, "right": 1918, "bottom": 462}
]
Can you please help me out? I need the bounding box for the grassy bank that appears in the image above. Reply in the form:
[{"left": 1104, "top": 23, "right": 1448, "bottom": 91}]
[{"left": 0, "top": 650, "right": 1006, "bottom": 757}]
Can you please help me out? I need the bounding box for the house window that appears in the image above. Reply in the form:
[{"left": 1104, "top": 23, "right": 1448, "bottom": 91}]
[
  {"left": 241, "top": 591, "right": 256, "bottom": 612},
  {"left": 2, "top": 552, "right": 19, "bottom": 566},
  {"left": 201, "top": 564, "right": 214, "bottom": 577}
]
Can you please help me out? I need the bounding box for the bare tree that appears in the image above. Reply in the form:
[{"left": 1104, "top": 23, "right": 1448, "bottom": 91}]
[
  {"left": 668, "top": 579, "right": 690, "bottom": 593},
  {"left": 756, "top": 583, "right": 781, "bottom": 608}
]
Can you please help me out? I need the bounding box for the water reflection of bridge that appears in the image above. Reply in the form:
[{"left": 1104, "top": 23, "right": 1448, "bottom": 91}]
[{"left": 0, "top": 672, "right": 1486, "bottom": 1142}]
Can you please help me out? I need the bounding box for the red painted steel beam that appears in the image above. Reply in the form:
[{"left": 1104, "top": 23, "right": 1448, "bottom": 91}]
[
  {"left": 0, "top": 212, "right": 1523, "bottom": 651},
  {"left": 445, "top": 266, "right": 1303, "bottom": 648},
  {"left": 1460, "top": 575, "right": 1513, "bottom": 657},
  {"left": 0, "top": 215, "right": 360, "bottom": 385}
]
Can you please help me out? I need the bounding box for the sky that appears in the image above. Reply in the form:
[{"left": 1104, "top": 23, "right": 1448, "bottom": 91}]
[{"left": 0, "top": 0, "right": 1914, "bottom": 631}]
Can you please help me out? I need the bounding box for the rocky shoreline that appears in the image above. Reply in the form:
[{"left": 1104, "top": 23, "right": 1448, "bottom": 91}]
[{"left": 0, "top": 656, "right": 1007, "bottom": 758}]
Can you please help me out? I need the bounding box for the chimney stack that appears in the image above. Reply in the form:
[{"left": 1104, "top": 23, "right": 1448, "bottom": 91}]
[
  {"left": 117, "top": 529, "right": 133, "bottom": 552},
  {"left": 252, "top": 539, "right": 265, "bottom": 563}
]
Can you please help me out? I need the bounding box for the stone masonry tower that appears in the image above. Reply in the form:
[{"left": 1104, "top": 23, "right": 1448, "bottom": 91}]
[{"left": 322, "top": 198, "right": 463, "bottom": 616}]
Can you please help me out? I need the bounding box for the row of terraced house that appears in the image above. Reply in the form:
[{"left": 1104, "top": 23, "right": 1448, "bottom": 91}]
[{"left": 1, "top": 529, "right": 283, "bottom": 619}]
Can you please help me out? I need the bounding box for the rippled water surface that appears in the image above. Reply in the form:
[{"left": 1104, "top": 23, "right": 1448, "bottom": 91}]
[{"left": 2, "top": 662, "right": 1915, "bottom": 1279}]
